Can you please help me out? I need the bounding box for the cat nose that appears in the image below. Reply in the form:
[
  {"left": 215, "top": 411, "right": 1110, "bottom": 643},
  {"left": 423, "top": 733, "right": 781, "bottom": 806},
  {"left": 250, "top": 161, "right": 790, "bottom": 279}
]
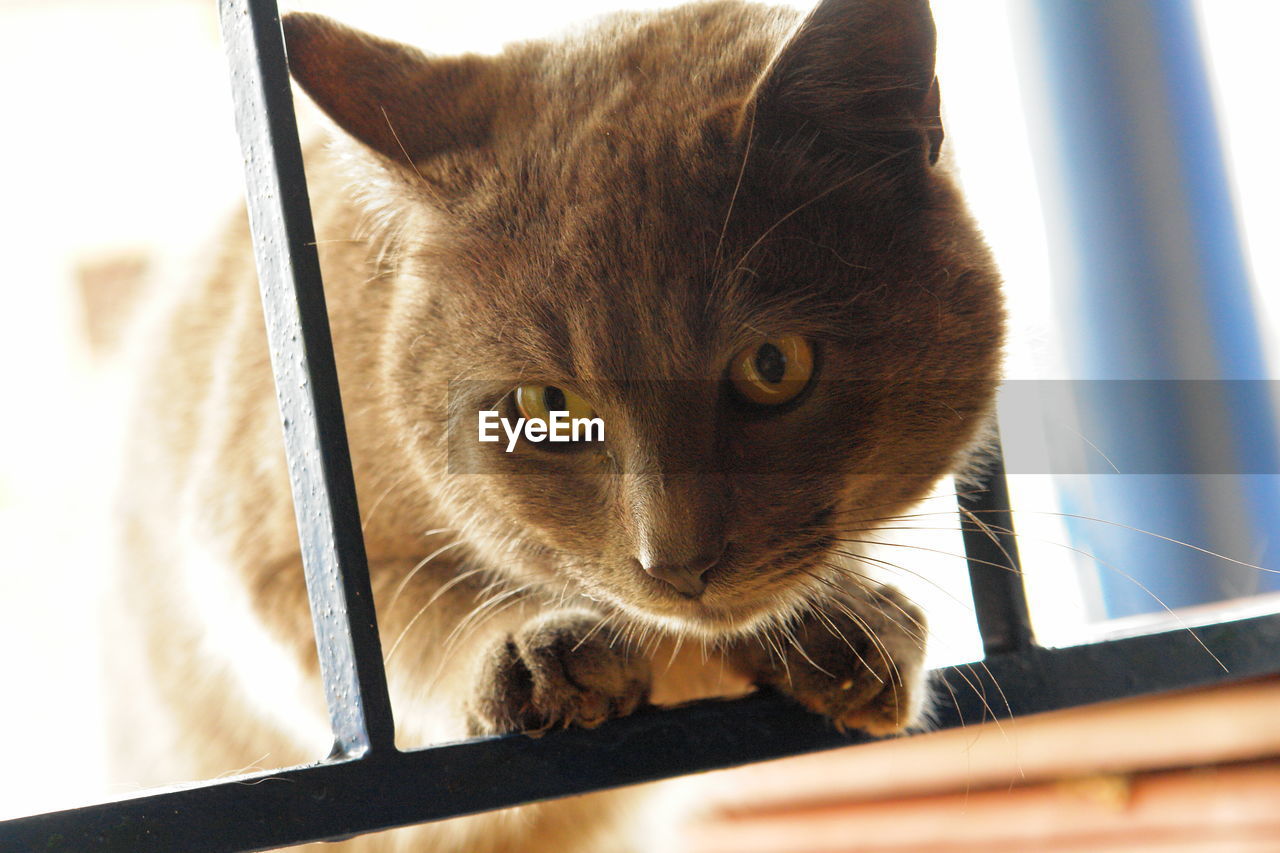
[{"left": 640, "top": 546, "right": 724, "bottom": 598}]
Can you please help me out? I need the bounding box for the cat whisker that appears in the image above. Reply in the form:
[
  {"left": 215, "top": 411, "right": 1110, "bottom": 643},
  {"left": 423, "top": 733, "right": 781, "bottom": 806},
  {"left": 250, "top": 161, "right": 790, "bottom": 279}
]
[
  {"left": 713, "top": 99, "right": 759, "bottom": 268},
  {"left": 860, "top": 581, "right": 1018, "bottom": 742},
  {"left": 832, "top": 539, "right": 1021, "bottom": 578},
  {"left": 807, "top": 557, "right": 937, "bottom": 634},
  {"left": 572, "top": 611, "right": 617, "bottom": 653},
  {"left": 959, "top": 506, "right": 1020, "bottom": 576},
  {"left": 721, "top": 147, "right": 914, "bottom": 285},
  {"left": 812, "top": 570, "right": 931, "bottom": 653},
  {"left": 833, "top": 524, "right": 1230, "bottom": 673},
  {"left": 378, "top": 105, "right": 427, "bottom": 184},
  {"left": 641, "top": 623, "right": 665, "bottom": 660},
  {"left": 423, "top": 581, "right": 537, "bottom": 685},
  {"left": 754, "top": 628, "right": 788, "bottom": 684},
  {"left": 383, "top": 566, "right": 487, "bottom": 665},
  {"left": 807, "top": 579, "right": 900, "bottom": 685},
  {"left": 832, "top": 502, "right": 1278, "bottom": 575},
  {"left": 358, "top": 468, "right": 415, "bottom": 534},
  {"left": 798, "top": 588, "right": 881, "bottom": 682},
  {"left": 779, "top": 616, "right": 838, "bottom": 679},
  {"left": 930, "top": 669, "right": 967, "bottom": 737},
  {"left": 966, "top": 658, "right": 1019, "bottom": 746},
  {"left": 824, "top": 548, "right": 976, "bottom": 612},
  {"left": 664, "top": 632, "right": 687, "bottom": 673},
  {"left": 837, "top": 536, "right": 1223, "bottom": 676},
  {"left": 387, "top": 540, "right": 467, "bottom": 611},
  {"left": 442, "top": 582, "right": 531, "bottom": 654},
  {"left": 947, "top": 662, "right": 1014, "bottom": 740},
  {"left": 826, "top": 488, "right": 986, "bottom": 516}
]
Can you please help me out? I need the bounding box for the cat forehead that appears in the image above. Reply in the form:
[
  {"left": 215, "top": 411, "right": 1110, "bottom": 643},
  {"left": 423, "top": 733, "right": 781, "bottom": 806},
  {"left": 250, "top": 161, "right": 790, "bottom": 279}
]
[
  {"left": 539, "top": 3, "right": 790, "bottom": 101},
  {"left": 464, "top": 286, "right": 714, "bottom": 382},
  {"left": 451, "top": 182, "right": 872, "bottom": 384},
  {"left": 480, "top": 6, "right": 790, "bottom": 181}
]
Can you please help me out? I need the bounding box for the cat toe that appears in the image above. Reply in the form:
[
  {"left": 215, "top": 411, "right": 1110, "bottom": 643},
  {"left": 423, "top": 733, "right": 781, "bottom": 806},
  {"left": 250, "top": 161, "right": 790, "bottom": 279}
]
[
  {"left": 728, "top": 584, "right": 930, "bottom": 736},
  {"left": 467, "top": 611, "right": 651, "bottom": 736}
]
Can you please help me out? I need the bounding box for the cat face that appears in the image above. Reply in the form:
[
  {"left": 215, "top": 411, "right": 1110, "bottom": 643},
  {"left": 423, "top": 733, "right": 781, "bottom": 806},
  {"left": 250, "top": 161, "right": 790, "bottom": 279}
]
[{"left": 285, "top": 0, "right": 1003, "bottom": 638}]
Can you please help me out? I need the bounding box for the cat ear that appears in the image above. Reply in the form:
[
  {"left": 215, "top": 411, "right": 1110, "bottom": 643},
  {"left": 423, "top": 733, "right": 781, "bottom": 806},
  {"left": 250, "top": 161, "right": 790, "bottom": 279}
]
[
  {"left": 748, "top": 0, "right": 944, "bottom": 166},
  {"left": 282, "top": 13, "right": 501, "bottom": 167}
]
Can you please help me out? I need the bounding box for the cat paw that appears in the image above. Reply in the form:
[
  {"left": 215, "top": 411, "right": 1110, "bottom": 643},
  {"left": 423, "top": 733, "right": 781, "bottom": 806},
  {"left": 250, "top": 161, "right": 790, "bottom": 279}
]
[
  {"left": 466, "top": 610, "right": 651, "bottom": 736},
  {"left": 732, "top": 585, "right": 929, "bottom": 736}
]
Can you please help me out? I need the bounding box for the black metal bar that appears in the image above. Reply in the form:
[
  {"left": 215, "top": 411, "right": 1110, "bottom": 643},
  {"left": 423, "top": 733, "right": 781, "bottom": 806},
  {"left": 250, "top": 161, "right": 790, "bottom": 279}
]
[
  {"left": 217, "top": 0, "right": 394, "bottom": 757},
  {"left": 959, "top": 435, "right": 1035, "bottom": 655},
  {"left": 7, "top": 610, "right": 1279, "bottom": 852}
]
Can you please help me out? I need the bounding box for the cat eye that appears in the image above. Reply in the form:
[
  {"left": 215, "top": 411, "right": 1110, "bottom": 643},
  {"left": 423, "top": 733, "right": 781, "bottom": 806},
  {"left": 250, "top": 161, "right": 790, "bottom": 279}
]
[
  {"left": 515, "top": 384, "right": 597, "bottom": 425},
  {"left": 728, "top": 335, "right": 815, "bottom": 406}
]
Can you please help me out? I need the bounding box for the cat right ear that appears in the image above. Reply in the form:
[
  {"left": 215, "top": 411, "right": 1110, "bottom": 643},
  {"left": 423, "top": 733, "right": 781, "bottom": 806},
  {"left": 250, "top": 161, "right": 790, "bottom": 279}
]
[
  {"left": 746, "top": 0, "right": 944, "bottom": 166},
  {"left": 282, "top": 13, "right": 502, "bottom": 170}
]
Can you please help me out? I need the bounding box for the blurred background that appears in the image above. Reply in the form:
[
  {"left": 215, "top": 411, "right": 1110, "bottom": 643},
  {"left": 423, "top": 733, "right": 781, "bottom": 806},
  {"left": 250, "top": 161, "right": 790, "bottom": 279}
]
[{"left": 0, "top": 0, "right": 1277, "bottom": 839}]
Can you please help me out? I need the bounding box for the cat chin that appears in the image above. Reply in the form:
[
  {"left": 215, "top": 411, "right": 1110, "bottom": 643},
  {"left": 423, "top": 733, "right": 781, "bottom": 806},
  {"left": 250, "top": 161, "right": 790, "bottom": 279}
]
[{"left": 607, "top": 590, "right": 809, "bottom": 642}]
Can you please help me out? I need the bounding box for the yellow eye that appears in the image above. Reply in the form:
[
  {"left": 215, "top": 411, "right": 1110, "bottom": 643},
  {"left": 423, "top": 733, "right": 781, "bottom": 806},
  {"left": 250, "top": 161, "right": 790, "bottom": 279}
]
[
  {"left": 729, "top": 335, "right": 815, "bottom": 406},
  {"left": 515, "top": 384, "right": 596, "bottom": 424}
]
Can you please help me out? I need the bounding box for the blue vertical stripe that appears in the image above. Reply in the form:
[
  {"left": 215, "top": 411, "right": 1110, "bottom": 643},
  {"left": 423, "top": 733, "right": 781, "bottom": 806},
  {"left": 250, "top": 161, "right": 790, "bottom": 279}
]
[{"left": 1014, "top": 0, "right": 1280, "bottom": 617}]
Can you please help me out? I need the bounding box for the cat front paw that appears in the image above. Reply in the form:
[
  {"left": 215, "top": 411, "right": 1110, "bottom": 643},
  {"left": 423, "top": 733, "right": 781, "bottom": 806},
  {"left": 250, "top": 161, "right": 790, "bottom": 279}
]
[
  {"left": 731, "top": 585, "right": 929, "bottom": 736},
  {"left": 466, "top": 610, "right": 651, "bottom": 736}
]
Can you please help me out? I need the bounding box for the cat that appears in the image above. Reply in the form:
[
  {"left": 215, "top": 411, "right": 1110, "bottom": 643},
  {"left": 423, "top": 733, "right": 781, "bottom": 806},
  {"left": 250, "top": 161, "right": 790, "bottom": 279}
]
[{"left": 107, "top": 0, "right": 1004, "bottom": 850}]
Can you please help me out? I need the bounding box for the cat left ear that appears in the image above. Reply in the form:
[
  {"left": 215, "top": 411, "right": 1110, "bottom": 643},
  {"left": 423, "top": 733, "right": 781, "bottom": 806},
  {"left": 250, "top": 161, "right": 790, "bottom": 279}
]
[
  {"left": 747, "top": 0, "right": 944, "bottom": 166},
  {"left": 282, "top": 13, "right": 505, "bottom": 168}
]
